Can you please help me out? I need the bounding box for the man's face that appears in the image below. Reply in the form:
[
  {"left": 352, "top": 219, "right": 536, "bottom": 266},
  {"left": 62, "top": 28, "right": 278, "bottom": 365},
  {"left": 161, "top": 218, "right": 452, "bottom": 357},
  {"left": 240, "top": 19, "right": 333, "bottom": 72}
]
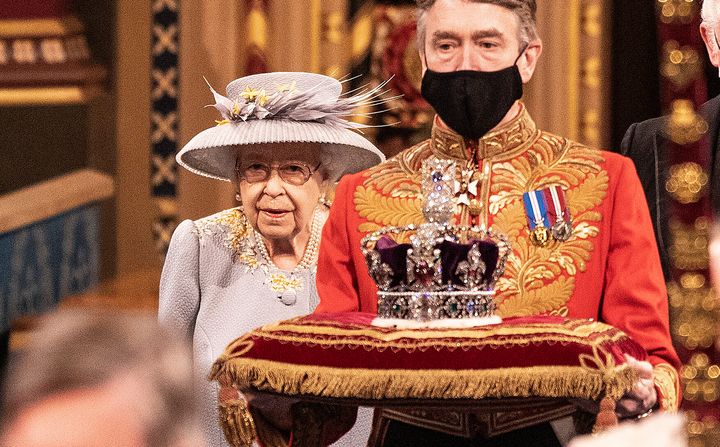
[{"left": 422, "top": 0, "right": 525, "bottom": 73}]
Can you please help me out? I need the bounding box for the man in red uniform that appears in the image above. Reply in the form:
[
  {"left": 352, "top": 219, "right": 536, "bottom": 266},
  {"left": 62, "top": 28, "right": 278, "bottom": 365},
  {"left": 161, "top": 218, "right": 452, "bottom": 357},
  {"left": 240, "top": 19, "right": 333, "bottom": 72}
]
[{"left": 316, "top": 0, "right": 680, "bottom": 444}]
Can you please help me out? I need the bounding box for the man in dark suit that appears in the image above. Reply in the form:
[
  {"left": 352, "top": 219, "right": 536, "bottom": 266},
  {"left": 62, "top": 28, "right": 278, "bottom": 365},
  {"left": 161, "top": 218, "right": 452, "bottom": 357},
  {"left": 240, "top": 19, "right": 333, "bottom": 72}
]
[{"left": 621, "top": 0, "right": 720, "bottom": 278}]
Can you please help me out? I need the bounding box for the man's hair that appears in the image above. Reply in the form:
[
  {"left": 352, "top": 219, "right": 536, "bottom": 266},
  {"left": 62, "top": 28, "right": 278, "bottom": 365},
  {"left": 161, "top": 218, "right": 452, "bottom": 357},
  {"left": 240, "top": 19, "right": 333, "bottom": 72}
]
[
  {"left": 702, "top": 0, "right": 719, "bottom": 24},
  {"left": 416, "top": 0, "right": 538, "bottom": 54},
  {"left": 1, "top": 311, "right": 200, "bottom": 446}
]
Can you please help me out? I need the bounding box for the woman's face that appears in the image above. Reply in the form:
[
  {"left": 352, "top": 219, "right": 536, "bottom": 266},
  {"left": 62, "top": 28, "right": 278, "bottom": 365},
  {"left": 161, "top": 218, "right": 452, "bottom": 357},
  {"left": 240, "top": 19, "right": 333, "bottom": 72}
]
[{"left": 236, "top": 143, "right": 326, "bottom": 242}]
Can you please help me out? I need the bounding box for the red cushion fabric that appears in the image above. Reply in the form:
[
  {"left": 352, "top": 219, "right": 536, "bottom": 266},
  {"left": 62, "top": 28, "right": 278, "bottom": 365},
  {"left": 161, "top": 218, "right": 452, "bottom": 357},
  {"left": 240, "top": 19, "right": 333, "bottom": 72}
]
[{"left": 212, "top": 313, "right": 646, "bottom": 403}]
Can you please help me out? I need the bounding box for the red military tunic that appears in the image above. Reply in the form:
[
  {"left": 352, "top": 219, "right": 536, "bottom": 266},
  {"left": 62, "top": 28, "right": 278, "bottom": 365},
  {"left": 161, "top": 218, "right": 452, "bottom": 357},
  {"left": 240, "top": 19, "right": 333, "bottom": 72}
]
[{"left": 316, "top": 103, "right": 681, "bottom": 411}]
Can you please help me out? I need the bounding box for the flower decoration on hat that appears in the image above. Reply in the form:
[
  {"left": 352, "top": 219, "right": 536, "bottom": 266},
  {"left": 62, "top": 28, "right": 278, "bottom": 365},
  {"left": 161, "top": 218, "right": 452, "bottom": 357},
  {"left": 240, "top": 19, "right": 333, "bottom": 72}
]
[{"left": 205, "top": 76, "right": 396, "bottom": 129}]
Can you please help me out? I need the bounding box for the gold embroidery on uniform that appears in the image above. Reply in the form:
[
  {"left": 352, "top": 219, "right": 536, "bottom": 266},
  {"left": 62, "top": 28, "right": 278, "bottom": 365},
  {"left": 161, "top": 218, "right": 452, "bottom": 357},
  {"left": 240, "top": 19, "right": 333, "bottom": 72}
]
[
  {"left": 354, "top": 186, "right": 423, "bottom": 227},
  {"left": 354, "top": 107, "right": 608, "bottom": 317},
  {"left": 653, "top": 363, "right": 680, "bottom": 412},
  {"left": 363, "top": 143, "right": 426, "bottom": 196},
  {"left": 490, "top": 138, "right": 607, "bottom": 317}
]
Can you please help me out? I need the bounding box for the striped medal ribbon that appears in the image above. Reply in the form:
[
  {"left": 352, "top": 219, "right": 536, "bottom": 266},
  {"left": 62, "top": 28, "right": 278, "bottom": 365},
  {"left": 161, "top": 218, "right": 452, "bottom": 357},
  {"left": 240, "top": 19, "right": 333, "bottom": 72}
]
[
  {"left": 523, "top": 190, "right": 551, "bottom": 247},
  {"left": 543, "top": 185, "right": 573, "bottom": 242}
]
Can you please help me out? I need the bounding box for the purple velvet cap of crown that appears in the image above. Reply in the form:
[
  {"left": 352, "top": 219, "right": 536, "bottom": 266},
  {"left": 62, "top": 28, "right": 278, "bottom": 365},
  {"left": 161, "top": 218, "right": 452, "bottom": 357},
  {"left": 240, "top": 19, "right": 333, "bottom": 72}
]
[{"left": 375, "top": 236, "right": 499, "bottom": 288}]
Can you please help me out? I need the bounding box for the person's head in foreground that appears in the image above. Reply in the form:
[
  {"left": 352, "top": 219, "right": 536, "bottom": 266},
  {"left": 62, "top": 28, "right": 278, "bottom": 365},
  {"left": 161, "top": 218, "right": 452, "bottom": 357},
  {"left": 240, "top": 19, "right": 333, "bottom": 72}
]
[
  {"left": 176, "top": 72, "right": 385, "bottom": 268},
  {"left": 416, "top": 0, "right": 542, "bottom": 140},
  {"left": 1, "top": 311, "right": 202, "bottom": 447},
  {"left": 568, "top": 413, "right": 687, "bottom": 447}
]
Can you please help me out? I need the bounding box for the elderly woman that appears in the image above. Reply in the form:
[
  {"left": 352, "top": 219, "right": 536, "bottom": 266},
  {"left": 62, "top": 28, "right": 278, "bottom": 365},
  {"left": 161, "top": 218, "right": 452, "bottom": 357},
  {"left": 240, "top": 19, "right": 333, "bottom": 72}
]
[{"left": 159, "top": 72, "right": 384, "bottom": 446}]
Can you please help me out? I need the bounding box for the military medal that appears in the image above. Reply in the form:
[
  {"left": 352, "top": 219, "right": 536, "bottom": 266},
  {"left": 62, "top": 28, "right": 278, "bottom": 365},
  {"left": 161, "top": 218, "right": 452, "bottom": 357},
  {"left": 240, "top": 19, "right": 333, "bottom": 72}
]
[
  {"left": 543, "top": 185, "right": 573, "bottom": 242},
  {"left": 523, "top": 190, "right": 551, "bottom": 247},
  {"left": 530, "top": 223, "right": 551, "bottom": 246}
]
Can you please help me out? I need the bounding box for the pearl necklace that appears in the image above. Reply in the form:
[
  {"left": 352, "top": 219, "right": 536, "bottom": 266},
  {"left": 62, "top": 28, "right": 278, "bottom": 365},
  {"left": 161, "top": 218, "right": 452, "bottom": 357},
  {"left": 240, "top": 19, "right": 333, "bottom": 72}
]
[{"left": 253, "top": 207, "right": 324, "bottom": 305}]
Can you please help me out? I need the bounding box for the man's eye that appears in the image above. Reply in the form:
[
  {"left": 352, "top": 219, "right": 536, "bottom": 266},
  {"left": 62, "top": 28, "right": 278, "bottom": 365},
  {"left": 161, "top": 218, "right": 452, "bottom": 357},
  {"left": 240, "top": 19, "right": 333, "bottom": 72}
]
[
  {"left": 247, "top": 163, "right": 267, "bottom": 171},
  {"left": 437, "top": 42, "right": 455, "bottom": 51},
  {"left": 479, "top": 41, "right": 498, "bottom": 49}
]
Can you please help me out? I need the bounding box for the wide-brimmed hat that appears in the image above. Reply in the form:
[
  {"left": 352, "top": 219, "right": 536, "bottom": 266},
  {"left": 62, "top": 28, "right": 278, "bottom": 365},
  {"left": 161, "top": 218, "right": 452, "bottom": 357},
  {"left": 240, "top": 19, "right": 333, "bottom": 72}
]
[{"left": 176, "top": 72, "right": 387, "bottom": 182}]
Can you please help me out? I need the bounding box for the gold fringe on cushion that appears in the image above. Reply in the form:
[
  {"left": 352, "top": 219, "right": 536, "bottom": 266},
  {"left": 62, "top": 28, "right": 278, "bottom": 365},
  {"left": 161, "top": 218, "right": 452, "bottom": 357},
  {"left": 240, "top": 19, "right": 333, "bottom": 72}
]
[{"left": 211, "top": 358, "right": 638, "bottom": 404}]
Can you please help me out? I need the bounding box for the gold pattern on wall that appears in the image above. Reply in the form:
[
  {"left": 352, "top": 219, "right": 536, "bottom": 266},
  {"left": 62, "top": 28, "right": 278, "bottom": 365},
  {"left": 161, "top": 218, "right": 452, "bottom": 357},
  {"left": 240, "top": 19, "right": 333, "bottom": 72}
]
[
  {"left": 578, "top": 0, "right": 611, "bottom": 149},
  {"left": 318, "top": 1, "right": 347, "bottom": 77},
  {"left": 351, "top": 3, "right": 373, "bottom": 64},
  {"left": 247, "top": 7, "right": 268, "bottom": 50},
  {"left": 524, "top": 1, "right": 611, "bottom": 150}
]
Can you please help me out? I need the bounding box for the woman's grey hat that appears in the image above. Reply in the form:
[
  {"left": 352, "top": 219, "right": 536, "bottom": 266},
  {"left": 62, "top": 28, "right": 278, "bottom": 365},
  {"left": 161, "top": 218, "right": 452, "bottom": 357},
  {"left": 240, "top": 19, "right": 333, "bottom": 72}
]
[{"left": 176, "top": 72, "right": 388, "bottom": 182}]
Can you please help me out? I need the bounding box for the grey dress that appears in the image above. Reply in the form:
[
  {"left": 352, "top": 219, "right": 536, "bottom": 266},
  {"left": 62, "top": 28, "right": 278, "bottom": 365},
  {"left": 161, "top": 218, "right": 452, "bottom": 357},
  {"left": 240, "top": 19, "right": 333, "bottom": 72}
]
[{"left": 158, "top": 207, "right": 372, "bottom": 447}]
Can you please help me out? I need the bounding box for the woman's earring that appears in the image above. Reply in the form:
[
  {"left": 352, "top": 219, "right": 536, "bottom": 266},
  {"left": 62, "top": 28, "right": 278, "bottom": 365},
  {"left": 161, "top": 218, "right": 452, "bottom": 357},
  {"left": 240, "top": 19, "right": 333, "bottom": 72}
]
[
  {"left": 235, "top": 193, "right": 241, "bottom": 202},
  {"left": 318, "top": 194, "right": 329, "bottom": 208}
]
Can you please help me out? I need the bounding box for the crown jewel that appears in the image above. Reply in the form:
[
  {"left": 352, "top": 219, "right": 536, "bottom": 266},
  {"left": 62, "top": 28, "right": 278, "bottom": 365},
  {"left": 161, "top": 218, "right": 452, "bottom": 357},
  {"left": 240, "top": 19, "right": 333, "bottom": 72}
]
[{"left": 362, "top": 158, "right": 511, "bottom": 323}]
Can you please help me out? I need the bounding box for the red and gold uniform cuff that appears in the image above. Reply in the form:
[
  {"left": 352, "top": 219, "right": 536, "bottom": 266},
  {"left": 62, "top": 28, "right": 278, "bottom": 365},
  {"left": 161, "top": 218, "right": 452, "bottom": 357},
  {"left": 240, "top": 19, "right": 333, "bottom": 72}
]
[{"left": 653, "top": 363, "right": 681, "bottom": 412}]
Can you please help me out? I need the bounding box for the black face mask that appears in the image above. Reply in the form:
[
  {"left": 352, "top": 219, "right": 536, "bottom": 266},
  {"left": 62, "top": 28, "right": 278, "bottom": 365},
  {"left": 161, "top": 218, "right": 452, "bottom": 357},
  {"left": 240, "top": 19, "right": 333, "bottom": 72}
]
[{"left": 421, "top": 51, "right": 525, "bottom": 141}]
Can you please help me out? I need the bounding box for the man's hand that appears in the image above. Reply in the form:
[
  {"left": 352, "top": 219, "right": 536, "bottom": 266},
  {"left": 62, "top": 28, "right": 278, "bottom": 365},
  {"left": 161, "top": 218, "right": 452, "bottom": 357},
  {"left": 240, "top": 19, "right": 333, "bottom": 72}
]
[
  {"left": 615, "top": 355, "right": 657, "bottom": 418},
  {"left": 570, "top": 355, "right": 657, "bottom": 418}
]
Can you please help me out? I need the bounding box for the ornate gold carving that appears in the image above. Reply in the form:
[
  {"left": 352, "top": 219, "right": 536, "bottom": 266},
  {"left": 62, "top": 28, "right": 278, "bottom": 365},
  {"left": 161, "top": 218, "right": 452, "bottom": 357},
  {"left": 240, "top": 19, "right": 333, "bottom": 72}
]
[
  {"left": 582, "top": 4, "right": 602, "bottom": 37},
  {"left": 246, "top": 8, "right": 268, "bottom": 50},
  {"left": 309, "top": 0, "right": 322, "bottom": 72},
  {"left": 355, "top": 110, "right": 607, "bottom": 317},
  {"left": 350, "top": 4, "right": 373, "bottom": 61},
  {"left": 666, "top": 161, "right": 709, "bottom": 204},
  {"left": 582, "top": 57, "right": 601, "bottom": 88},
  {"left": 323, "top": 12, "right": 344, "bottom": 45},
  {"left": 582, "top": 110, "right": 600, "bottom": 147}
]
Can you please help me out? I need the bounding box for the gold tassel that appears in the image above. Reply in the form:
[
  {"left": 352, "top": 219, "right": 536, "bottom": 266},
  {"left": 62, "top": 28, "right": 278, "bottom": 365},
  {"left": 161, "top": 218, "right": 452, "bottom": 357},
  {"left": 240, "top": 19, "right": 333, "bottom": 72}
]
[
  {"left": 219, "top": 399, "right": 257, "bottom": 447},
  {"left": 592, "top": 396, "right": 619, "bottom": 433}
]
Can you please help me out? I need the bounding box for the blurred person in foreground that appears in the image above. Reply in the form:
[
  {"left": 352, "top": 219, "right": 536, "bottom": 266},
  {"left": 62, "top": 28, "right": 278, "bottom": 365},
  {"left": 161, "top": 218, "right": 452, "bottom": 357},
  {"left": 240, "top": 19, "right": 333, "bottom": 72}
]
[
  {"left": 159, "top": 72, "right": 385, "bottom": 446},
  {"left": 568, "top": 413, "right": 687, "bottom": 447},
  {"left": 0, "top": 310, "right": 202, "bottom": 447},
  {"left": 621, "top": 0, "right": 720, "bottom": 277},
  {"left": 315, "top": 0, "right": 681, "bottom": 445}
]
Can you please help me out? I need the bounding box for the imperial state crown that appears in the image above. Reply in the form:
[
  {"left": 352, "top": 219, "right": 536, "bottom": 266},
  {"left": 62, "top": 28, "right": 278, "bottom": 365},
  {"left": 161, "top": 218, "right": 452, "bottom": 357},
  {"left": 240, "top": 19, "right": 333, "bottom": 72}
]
[{"left": 361, "top": 158, "right": 511, "bottom": 327}]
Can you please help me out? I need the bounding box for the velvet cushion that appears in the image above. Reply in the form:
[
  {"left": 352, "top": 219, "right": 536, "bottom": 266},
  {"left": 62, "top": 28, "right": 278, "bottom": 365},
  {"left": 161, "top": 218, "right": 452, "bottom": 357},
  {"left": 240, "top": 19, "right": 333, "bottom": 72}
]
[{"left": 211, "top": 313, "right": 645, "bottom": 404}]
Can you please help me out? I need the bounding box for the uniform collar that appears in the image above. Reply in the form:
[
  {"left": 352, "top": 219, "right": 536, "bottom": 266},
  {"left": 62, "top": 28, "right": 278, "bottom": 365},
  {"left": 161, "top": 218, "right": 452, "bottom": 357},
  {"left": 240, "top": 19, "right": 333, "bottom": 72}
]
[{"left": 430, "top": 101, "right": 539, "bottom": 162}]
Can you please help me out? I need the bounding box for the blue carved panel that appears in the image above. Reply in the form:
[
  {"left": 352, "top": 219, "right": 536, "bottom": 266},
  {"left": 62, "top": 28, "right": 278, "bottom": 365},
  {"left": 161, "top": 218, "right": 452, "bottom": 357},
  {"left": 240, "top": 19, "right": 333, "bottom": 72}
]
[{"left": 0, "top": 205, "right": 100, "bottom": 332}]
